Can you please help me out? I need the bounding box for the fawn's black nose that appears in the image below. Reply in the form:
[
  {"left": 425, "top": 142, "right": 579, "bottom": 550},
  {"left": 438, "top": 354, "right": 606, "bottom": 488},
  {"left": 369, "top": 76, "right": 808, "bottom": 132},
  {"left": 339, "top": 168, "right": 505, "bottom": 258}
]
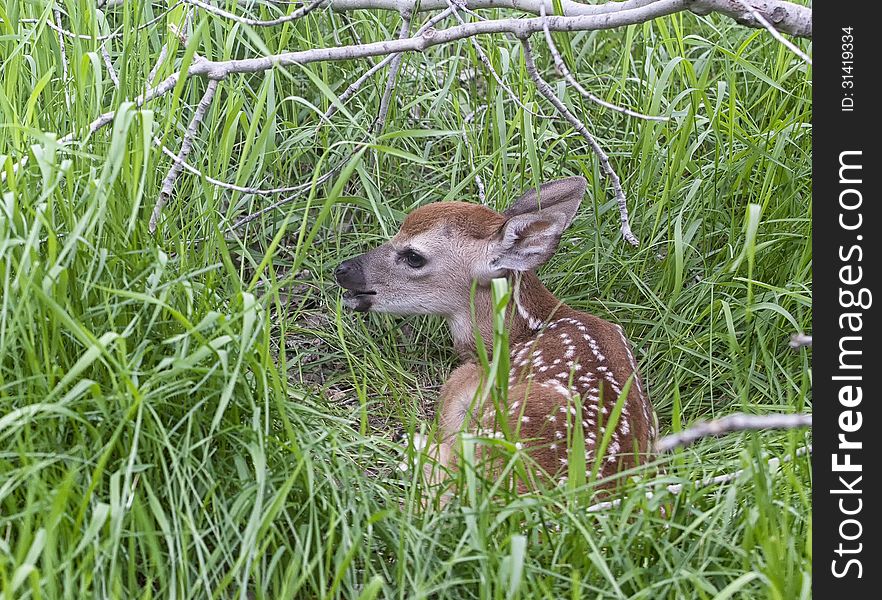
[
  {"left": 335, "top": 258, "right": 366, "bottom": 289},
  {"left": 334, "top": 260, "right": 353, "bottom": 283}
]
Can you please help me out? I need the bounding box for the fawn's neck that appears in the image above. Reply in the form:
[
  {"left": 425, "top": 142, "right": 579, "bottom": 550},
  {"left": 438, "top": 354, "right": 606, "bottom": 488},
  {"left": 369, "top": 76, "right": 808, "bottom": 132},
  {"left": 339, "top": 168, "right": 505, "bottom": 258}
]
[{"left": 446, "top": 271, "right": 569, "bottom": 358}]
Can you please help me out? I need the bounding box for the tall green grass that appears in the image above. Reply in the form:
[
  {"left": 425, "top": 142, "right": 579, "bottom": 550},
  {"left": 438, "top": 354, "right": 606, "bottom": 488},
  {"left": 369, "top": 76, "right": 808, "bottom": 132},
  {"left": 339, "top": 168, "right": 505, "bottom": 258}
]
[{"left": 1, "top": 1, "right": 811, "bottom": 598}]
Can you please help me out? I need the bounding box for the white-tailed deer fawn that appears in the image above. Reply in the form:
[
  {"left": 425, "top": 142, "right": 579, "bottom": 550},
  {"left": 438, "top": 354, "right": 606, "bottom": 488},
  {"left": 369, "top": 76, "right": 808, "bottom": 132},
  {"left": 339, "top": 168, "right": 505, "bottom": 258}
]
[{"left": 335, "top": 177, "right": 655, "bottom": 491}]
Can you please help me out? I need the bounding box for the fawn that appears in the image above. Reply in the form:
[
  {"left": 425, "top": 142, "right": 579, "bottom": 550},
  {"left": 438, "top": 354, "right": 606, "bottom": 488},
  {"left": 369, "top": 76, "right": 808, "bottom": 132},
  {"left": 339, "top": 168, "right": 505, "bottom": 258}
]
[{"left": 335, "top": 177, "right": 655, "bottom": 491}]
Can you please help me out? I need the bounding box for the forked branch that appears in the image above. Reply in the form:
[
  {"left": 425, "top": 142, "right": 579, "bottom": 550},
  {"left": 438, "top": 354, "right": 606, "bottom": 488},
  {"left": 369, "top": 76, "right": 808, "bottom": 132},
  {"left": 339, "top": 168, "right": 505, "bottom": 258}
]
[
  {"left": 521, "top": 38, "right": 639, "bottom": 245},
  {"left": 4, "top": 0, "right": 812, "bottom": 236}
]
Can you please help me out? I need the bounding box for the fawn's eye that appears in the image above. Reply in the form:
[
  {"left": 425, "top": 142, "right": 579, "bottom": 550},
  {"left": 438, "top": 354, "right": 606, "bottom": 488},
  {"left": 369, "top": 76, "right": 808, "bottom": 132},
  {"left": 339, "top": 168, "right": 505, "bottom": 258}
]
[{"left": 399, "top": 249, "right": 426, "bottom": 269}]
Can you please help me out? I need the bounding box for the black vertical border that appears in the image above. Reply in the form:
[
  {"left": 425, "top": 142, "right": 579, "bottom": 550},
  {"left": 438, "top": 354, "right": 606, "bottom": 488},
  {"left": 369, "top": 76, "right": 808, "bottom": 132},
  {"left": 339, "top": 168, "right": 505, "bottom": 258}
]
[{"left": 814, "top": 3, "right": 877, "bottom": 595}]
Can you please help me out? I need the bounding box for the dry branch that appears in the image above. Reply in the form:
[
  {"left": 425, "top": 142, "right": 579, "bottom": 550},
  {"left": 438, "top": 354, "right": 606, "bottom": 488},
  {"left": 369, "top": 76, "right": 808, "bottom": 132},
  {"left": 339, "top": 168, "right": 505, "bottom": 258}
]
[
  {"left": 448, "top": 0, "right": 547, "bottom": 118},
  {"left": 586, "top": 443, "right": 811, "bottom": 513},
  {"left": 789, "top": 333, "right": 812, "bottom": 349},
  {"left": 320, "top": 6, "right": 455, "bottom": 125},
  {"left": 522, "top": 38, "right": 639, "bottom": 245},
  {"left": 4, "top": 0, "right": 812, "bottom": 233},
  {"left": 101, "top": 44, "right": 121, "bottom": 88},
  {"left": 149, "top": 79, "right": 220, "bottom": 233},
  {"left": 153, "top": 136, "right": 327, "bottom": 196},
  {"left": 327, "top": 0, "right": 812, "bottom": 37},
  {"left": 373, "top": 9, "right": 414, "bottom": 135},
  {"left": 53, "top": 8, "right": 71, "bottom": 107},
  {"left": 733, "top": 0, "right": 811, "bottom": 64},
  {"left": 539, "top": 2, "right": 667, "bottom": 122},
  {"left": 18, "top": 0, "right": 813, "bottom": 140},
  {"left": 183, "top": 0, "right": 327, "bottom": 27},
  {"left": 654, "top": 412, "right": 813, "bottom": 453}
]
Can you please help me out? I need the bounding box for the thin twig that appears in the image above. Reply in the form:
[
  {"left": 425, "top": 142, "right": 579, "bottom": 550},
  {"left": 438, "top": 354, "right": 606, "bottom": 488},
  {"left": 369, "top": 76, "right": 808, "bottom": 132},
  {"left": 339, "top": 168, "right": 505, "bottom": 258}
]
[
  {"left": 54, "top": 8, "right": 71, "bottom": 107},
  {"left": 521, "top": 38, "right": 639, "bottom": 245},
  {"left": 101, "top": 44, "right": 121, "bottom": 88},
  {"left": 373, "top": 9, "right": 414, "bottom": 135},
  {"left": 150, "top": 79, "right": 220, "bottom": 233},
  {"left": 586, "top": 444, "right": 811, "bottom": 513},
  {"left": 147, "top": 44, "right": 170, "bottom": 84},
  {"left": 789, "top": 333, "right": 812, "bottom": 349},
  {"left": 539, "top": 2, "right": 667, "bottom": 122},
  {"left": 183, "top": 0, "right": 327, "bottom": 27},
  {"left": 229, "top": 168, "right": 341, "bottom": 229},
  {"left": 461, "top": 126, "right": 486, "bottom": 204},
  {"left": 447, "top": 0, "right": 548, "bottom": 118},
  {"left": 28, "top": 2, "right": 186, "bottom": 41},
  {"left": 654, "top": 413, "right": 813, "bottom": 453},
  {"left": 461, "top": 104, "right": 487, "bottom": 202},
  {"left": 733, "top": 0, "right": 812, "bottom": 64},
  {"left": 153, "top": 135, "right": 326, "bottom": 196},
  {"left": 320, "top": 7, "right": 455, "bottom": 126}
]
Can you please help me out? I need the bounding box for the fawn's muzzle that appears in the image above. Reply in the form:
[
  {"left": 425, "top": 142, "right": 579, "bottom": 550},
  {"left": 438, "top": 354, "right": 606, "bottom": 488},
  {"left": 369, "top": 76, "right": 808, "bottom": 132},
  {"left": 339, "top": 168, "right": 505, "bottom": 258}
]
[{"left": 335, "top": 257, "right": 375, "bottom": 312}]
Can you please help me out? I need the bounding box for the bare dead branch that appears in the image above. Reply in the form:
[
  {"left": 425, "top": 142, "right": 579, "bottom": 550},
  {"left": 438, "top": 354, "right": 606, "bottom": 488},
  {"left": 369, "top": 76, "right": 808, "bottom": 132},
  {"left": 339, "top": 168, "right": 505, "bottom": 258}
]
[
  {"left": 4, "top": 0, "right": 811, "bottom": 206},
  {"left": 654, "top": 413, "right": 813, "bottom": 453},
  {"left": 789, "top": 333, "right": 812, "bottom": 349},
  {"left": 733, "top": 0, "right": 811, "bottom": 64},
  {"left": 28, "top": 2, "right": 187, "bottom": 41},
  {"left": 320, "top": 6, "right": 455, "bottom": 126},
  {"left": 148, "top": 44, "right": 170, "bottom": 84},
  {"left": 447, "top": 0, "right": 548, "bottom": 118},
  {"left": 101, "top": 44, "right": 121, "bottom": 88},
  {"left": 54, "top": 8, "right": 71, "bottom": 107},
  {"left": 328, "top": 0, "right": 812, "bottom": 37},
  {"left": 153, "top": 135, "right": 327, "bottom": 196},
  {"left": 183, "top": 0, "right": 328, "bottom": 27},
  {"left": 373, "top": 9, "right": 414, "bottom": 135},
  {"left": 521, "top": 38, "right": 639, "bottom": 246},
  {"left": 150, "top": 79, "right": 220, "bottom": 233},
  {"left": 94, "top": 0, "right": 811, "bottom": 38},
  {"left": 539, "top": 2, "right": 668, "bottom": 122},
  {"left": 586, "top": 444, "right": 812, "bottom": 513},
  {"left": 229, "top": 169, "right": 340, "bottom": 229}
]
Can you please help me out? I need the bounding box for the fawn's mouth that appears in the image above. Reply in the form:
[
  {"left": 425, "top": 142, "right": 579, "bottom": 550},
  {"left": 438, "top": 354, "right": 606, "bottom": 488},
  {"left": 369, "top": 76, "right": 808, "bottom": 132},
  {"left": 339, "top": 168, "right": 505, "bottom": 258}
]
[
  {"left": 341, "top": 289, "right": 376, "bottom": 312},
  {"left": 342, "top": 289, "right": 376, "bottom": 299}
]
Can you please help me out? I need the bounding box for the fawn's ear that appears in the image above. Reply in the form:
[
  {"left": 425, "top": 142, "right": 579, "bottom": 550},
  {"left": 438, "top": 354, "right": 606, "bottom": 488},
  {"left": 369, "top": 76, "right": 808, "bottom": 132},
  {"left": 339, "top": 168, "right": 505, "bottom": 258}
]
[
  {"left": 486, "top": 211, "right": 569, "bottom": 273},
  {"left": 503, "top": 176, "right": 587, "bottom": 228}
]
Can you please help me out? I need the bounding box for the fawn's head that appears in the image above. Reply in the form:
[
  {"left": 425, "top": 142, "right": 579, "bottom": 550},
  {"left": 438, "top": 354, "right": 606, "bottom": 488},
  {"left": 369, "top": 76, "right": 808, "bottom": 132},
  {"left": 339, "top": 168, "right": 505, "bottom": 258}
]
[{"left": 335, "top": 176, "right": 587, "bottom": 315}]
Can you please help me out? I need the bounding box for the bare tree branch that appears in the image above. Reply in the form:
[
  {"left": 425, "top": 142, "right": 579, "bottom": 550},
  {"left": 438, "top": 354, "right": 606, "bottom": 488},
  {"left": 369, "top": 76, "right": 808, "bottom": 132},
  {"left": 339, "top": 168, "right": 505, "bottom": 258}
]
[
  {"left": 54, "top": 8, "right": 71, "bottom": 107},
  {"left": 539, "top": 2, "right": 668, "bottom": 122},
  {"left": 148, "top": 43, "right": 170, "bottom": 84},
  {"left": 153, "top": 135, "right": 329, "bottom": 196},
  {"left": 4, "top": 0, "right": 812, "bottom": 237},
  {"left": 373, "top": 9, "right": 414, "bottom": 135},
  {"left": 101, "top": 44, "right": 121, "bottom": 88},
  {"left": 733, "top": 0, "right": 811, "bottom": 64},
  {"left": 183, "top": 0, "right": 327, "bottom": 27},
  {"left": 586, "top": 444, "right": 811, "bottom": 513},
  {"left": 28, "top": 2, "right": 187, "bottom": 41},
  {"left": 654, "top": 413, "right": 813, "bottom": 453},
  {"left": 328, "top": 0, "right": 812, "bottom": 37},
  {"left": 93, "top": 0, "right": 812, "bottom": 38},
  {"left": 789, "top": 333, "right": 812, "bottom": 349},
  {"left": 448, "top": 0, "right": 549, "bottom": 118},
  {"left": 319, "top": 6, "right": 456, "bottom": 126},
  {"left": 229, "top": 168, "right": 340, "bottom": 229},
  {"left": 17, "top": 0, "right": 810, "bottom": 143},
  {"left": 521, "top": 38, "right": 639, "bottom": 245},
  {"left": 150, "top": 79, "right": 220, "bottom": 233}
]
